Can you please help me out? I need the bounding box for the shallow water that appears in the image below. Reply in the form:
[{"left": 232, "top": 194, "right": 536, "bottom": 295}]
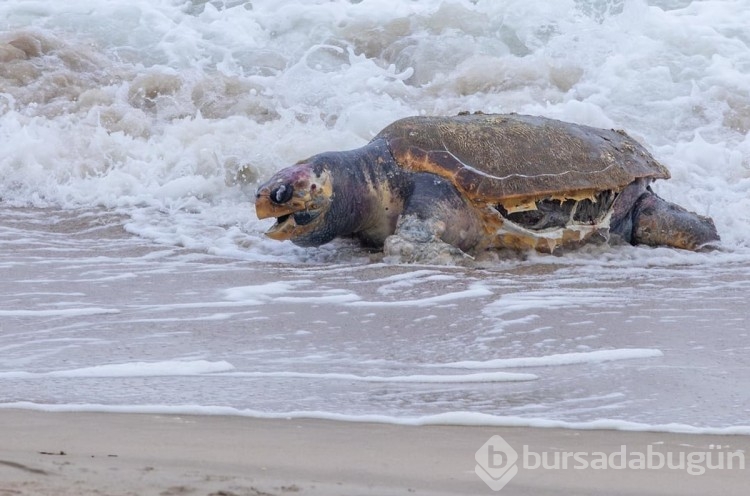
[
  {"left": 1, "top": 207, "right": 748, "bottom": 433},
  {"left": 1, "top": 0, "right": 749, "bottom": 432}
]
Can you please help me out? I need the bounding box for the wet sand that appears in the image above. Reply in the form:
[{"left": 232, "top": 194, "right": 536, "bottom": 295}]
[{"left": 1, "top": 409, "right": 747, "bottom": 496}]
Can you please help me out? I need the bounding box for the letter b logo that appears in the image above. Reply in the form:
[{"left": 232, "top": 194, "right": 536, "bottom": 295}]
[{"left": 475, "top": 435, "right": 519, "bottom": 491}]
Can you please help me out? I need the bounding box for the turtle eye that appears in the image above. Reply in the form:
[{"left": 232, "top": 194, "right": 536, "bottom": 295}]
[{"left": 270, "top": 184, "right": 293, "bottom": 204}]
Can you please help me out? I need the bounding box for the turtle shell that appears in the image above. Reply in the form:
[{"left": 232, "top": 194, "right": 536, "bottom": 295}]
[{"left": 374, "top": 113, "right": 670, "bottom": 211}]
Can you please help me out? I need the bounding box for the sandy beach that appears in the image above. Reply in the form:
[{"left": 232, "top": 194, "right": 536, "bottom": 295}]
[{"left": 0, "top": 409, "right": 747, "bottom": 496}]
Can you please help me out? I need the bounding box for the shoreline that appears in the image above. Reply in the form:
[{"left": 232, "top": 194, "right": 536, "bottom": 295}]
[
  {"left": 3, "top": 401, "right": 750, "bottom": 437},
  {"left": 1, "top": 409, "right": 747, "bottom": 495}
]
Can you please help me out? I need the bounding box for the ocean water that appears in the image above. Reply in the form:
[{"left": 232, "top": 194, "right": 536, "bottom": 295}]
[{"left": 1, "top": 0, "right": 749, "bottom": 433}]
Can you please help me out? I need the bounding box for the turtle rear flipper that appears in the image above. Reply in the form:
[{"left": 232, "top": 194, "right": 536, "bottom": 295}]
[{"left": 632, "top": 192, "right": 719, "bottom": 250}]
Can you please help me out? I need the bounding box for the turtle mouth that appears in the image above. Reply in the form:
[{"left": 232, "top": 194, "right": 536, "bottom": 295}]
[
  {"left": 273, "top": 213, "right": 293, "bottom": 230},
  {"left": 265, "top": 212, "right": 295, "bottom": 240},
  {"left": 277, "top": 213, "right": 291, "bottom": 225},
  {"left": 264, "top": 210, "right": 322, "bottom": 240}
]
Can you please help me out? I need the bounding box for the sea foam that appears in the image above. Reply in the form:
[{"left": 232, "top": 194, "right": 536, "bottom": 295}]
[{"left": 0, "top": 0, "right": 748, "bottom": 264}]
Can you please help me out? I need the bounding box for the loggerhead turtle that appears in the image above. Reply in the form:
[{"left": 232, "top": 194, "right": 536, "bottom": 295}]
[{"left": 255, "top": 113, "right": 718, "bottom": 262}]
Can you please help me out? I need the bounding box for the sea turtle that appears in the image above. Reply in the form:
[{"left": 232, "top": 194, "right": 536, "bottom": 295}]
[{"left": 255, "top": 113, "right": 718, "bottom": 262}]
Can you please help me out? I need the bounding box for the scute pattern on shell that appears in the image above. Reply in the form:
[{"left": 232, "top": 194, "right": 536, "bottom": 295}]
[{"left": 374, "top": 113, "right": 670, "bottom": 203}]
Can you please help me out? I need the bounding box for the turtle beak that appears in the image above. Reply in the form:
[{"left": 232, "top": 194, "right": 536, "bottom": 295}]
[{"left": 255, "top": 164, "right": 333, "bottom": 242}]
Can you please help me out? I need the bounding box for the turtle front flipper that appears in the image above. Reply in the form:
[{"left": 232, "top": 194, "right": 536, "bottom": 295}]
[
  {"left": 383, "top": 173, "right": 484, "bottom": 264},
  {"left": 632, "top": 190, "right": 720, "bottom": 250}
]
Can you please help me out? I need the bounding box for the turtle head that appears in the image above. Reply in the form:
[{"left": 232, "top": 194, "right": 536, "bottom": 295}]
[{"left": 255, "top": 162, "right": 335, "bottom": 246}]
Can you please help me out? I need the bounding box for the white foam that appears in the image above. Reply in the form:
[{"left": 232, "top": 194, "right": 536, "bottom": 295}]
[
  {"left": 483, "top": 289, "right": 617, "bottom": 318},
  {"left": 221, "top": 370, "right": 538, "bottom": 383},
  {"left": 433, "top": 349, "right": 665, "bottom": 369},
  {"left": 0, "top": 0, "right": 746, "bottom": 264},
  {"left": 351, "top": 283, "right": 492, "bottom": 307},
  {"left": 2, "top": 402, "right": 748, "bottom": 436},
  {"left": 0, "top": 366, "right": 535, "bottom": 383},
  {"left": 0, "top": 307, "right": 120, "bottom": 317},
  {"left": 223, "top": 281, "right": 361, "bottom": 305},
  {"left": 0, "top": 360, "right": 235, "bottom": 378}
]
